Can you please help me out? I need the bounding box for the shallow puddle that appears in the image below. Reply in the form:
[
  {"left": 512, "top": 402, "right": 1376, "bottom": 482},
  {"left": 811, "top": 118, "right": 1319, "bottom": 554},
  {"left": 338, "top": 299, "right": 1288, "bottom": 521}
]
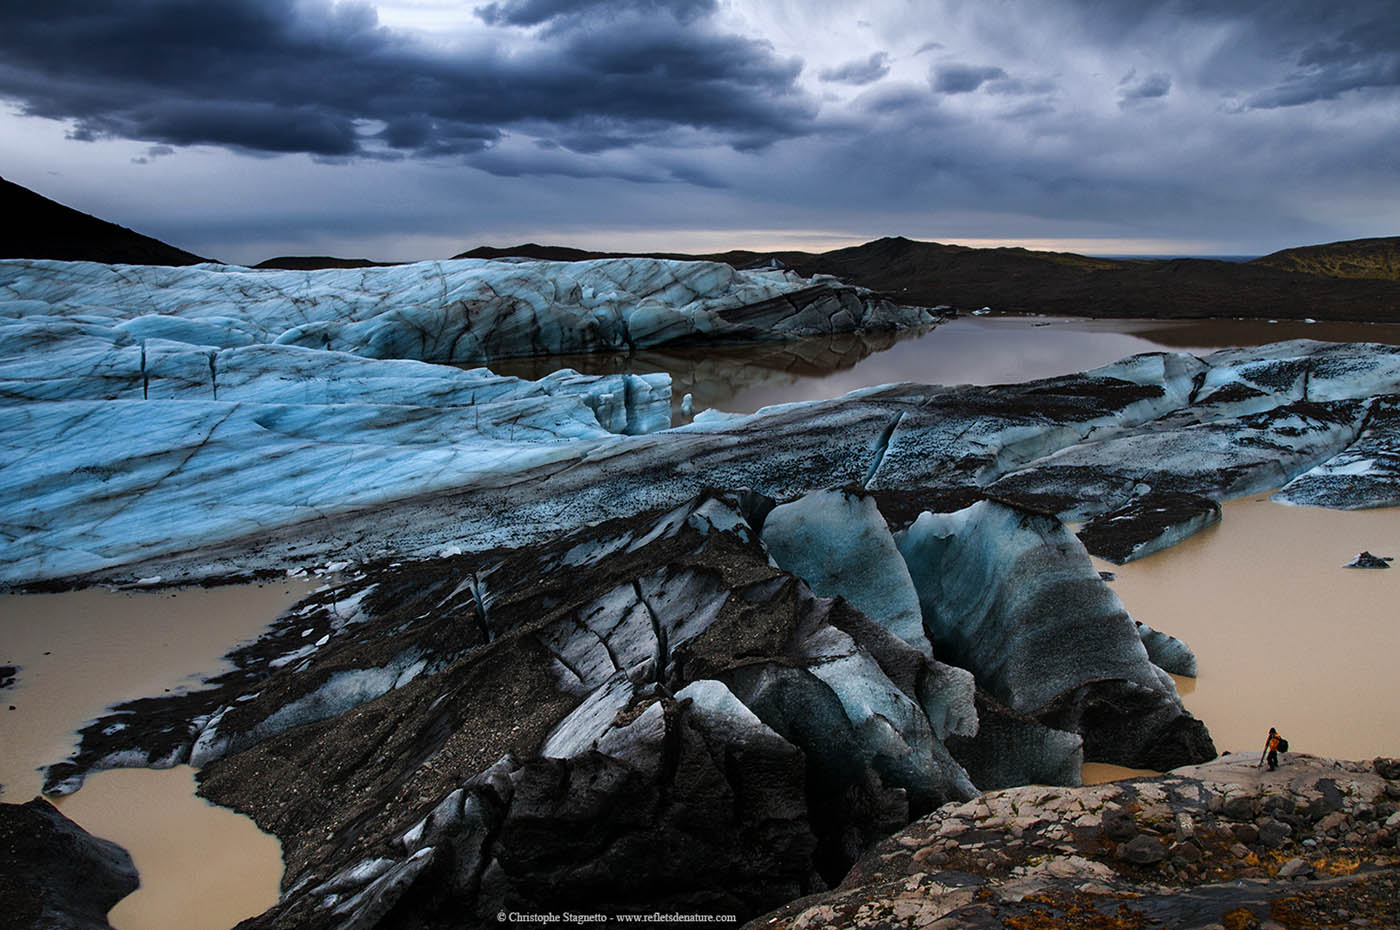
[
  {"left": 0, "top": 582, "right": 314, "bottom": 800},
  {"left": 1095, "top": 495, "right": 1400, "bottom": 762},
  {"left": 0, "top": 581, "right": 312, "bottom": 930},
  {"left": 53, "top": 765, "right": 283, "bottom": 930},
  {"left": 1081, "top": 763, "right": 1161, "bottom": 785}
]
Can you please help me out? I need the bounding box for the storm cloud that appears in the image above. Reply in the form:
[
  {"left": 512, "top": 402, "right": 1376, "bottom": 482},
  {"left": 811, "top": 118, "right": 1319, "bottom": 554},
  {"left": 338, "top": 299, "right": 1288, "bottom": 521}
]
[
  {"left": 931, "top": 63, "right": 1008, "bottom": 94},
  {"left": 475, "top": 0, "right": 717, "bottom": 27},
  {"left": 0, "top": 0, "right": 812, "bottom": 160},
  {"left": 1118, "top": 71, "right": 1172, "bottom": 108},
  {"left": 1, "top": 0, "right": 1396, "bottom": 263},
  {"left": 818, "top": 52, "right": 892, "bottom": 86}
]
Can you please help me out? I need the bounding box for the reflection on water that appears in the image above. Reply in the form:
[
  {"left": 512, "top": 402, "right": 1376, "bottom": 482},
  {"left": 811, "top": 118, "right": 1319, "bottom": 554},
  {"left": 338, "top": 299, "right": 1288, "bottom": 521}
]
[
  {"left": 485, "top": 328, "right": 919, "bottom": 423},
  {"left": 487, "top": 315, "right": 1400, "bottom": 419}
]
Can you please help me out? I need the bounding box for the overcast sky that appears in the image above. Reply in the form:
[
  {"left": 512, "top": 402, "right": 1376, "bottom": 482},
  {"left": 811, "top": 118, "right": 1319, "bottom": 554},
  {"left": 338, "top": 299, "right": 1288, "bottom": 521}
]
[{"left": 2, "top": 0, "right": 1397, "bottom": 265}]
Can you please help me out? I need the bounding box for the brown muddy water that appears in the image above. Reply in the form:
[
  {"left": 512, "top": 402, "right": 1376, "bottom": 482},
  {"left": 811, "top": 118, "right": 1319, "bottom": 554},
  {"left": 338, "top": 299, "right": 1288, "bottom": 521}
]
[
  {"left": 0, "top": 582, "right": 314, "bottom": 930},
  {"left": 1093, "top": 494, "right": 1400, "bottom": 763},
  {"left": 2, "top": 316, "right": 1399, "bottom": 926}
]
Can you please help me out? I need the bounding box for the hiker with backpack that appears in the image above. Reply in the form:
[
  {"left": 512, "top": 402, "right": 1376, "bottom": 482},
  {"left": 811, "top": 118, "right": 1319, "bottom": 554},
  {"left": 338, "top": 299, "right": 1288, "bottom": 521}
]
[{"left": 1259, "top": 727, "right": 1288, "bottom": 770}]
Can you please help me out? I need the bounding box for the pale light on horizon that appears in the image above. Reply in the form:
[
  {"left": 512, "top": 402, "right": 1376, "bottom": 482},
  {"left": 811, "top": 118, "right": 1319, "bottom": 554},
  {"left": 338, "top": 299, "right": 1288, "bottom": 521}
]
[{"left": 512, "top": 229, "right": 1248, "bottom": 259}]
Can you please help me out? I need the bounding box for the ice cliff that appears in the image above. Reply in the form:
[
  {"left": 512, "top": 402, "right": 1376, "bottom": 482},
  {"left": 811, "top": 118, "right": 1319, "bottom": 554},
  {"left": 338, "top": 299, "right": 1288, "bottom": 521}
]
[{"left": 0, "top": 256, "right": 929, "bottom": 363}]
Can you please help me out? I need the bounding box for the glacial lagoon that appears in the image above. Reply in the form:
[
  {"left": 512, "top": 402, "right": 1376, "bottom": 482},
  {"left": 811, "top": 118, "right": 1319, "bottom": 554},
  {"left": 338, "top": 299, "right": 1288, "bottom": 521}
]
[
  {"left": 489, "top": 313, "right": 1400, "bottom": 421},
  {"left": 3, "top": 313, "right": 1400, "bottom": 929}
]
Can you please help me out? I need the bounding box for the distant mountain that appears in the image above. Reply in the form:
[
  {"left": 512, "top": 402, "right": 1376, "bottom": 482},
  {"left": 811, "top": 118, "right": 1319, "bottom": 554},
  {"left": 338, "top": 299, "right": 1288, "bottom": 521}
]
[
  {"left": 452, "top": 242, "right": 821, "bottom": 272},
  {"left": 455, "top": 243, "right": 624, "bottom": 262},
  {"left": 6, "top": 170, "right": 1393, "bottom": 322},
  {"left": 0, "top": 175, "right": 211, "bottom": 266},
  {"left": 455, "top": 235, "right": 1400, "bottom": 323},
  {"left": 1251, "top": 237, "right": 1400, "bottom": 281},
  {"left": 253, "top": 256, "right": 398, "bottom": 270},
  {"left": 779, "top": 237, "right": 1400, "bottom": 322}
]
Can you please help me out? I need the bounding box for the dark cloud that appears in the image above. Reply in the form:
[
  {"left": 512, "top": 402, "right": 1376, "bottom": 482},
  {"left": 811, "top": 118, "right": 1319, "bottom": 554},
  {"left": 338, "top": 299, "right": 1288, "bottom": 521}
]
[
  {"left": 818, "top": 52, "right": 891, "bottom": 86},
  {"left": 931, "top": 63, "right": 1008, "bottom": 93},
  {"left": 985, "top": 76, "right": 1058, "bottom": 96},
  {"left": 1118, "top": 71, "right": 1171, "bottom": 108},
  {"left": 8, "top": 0, "right": 1397, "bottom": 262},
  {"left": 0, "top": 0, "right": 811, "bottom": 163},
  {"left": 853, "top": 84, "right": 938, "bottom": 116},
  {"left": 475, "top": 0, "right": 715, "bottom": 27},
  {"left": 1053, "top": 0, "right": 1399, "bottom": 108},
  {"left": 129, "top": 144, "right": 176, "bottom": 165},
  {"left": 1245, "top": 17, "right": 1400, "bottom": 108},
  {"left": 378, "top": 115, "right": 501, "bottom": 156}
]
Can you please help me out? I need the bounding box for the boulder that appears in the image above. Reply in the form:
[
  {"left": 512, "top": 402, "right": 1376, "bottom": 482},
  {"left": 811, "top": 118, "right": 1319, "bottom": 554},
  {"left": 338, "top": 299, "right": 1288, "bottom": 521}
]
[
  {"left": 1120, "top": 835, "right": 1168, "bottom": 865},
  {"left": 1343, "top": 551, "right": 1393, "bottom": 569},
  {"left": 0, "top": 798, "right": 138, "bottom": 930}
]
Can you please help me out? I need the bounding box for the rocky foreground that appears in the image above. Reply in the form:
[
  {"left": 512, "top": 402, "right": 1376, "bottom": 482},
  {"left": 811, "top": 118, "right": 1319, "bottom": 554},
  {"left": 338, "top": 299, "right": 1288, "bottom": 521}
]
[
  {"left": 757, "top": 754, "right": 1400, "bottom": 930},
  {"left": 35, "top": 485, "right": 1212, "bottom": 927}
]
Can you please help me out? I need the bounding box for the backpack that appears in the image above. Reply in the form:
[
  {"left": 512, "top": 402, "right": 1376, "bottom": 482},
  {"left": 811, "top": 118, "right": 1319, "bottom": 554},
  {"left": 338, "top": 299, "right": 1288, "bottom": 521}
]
[{"left": 1276, "top": 737, "right": 1289, "bottom": 753}]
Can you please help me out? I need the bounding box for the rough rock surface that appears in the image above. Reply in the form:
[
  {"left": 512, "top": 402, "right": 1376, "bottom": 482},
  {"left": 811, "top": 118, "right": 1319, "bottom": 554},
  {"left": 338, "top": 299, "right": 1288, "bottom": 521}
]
[
  {"left": 0, "top": 798, "right": 139, "bottom": 930},
  {"left": 39, "top": 488, "right": 1214, "bottom": 928},
  {"left": 756, "top": 754, "right": 1400, "bottom": 929}
]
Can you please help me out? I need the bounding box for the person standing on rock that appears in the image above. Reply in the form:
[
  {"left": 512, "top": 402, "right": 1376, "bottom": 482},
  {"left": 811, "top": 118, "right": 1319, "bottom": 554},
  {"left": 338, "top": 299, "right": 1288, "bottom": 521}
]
[{"left": 1260, "top": 727, "right": 1287, "bottom": 770}]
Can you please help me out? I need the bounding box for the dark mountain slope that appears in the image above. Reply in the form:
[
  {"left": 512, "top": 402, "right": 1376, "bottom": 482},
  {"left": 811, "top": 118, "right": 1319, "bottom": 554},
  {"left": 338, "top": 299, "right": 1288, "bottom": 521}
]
[
  {"left": 252, "top": 256, "right": 396, "bottom": 270},
  {"left": 454, "top": 235, "right": 1400, "bottom": 323},
  {"left": 0, "top": 175, "right": 211, "bottom": 266}
]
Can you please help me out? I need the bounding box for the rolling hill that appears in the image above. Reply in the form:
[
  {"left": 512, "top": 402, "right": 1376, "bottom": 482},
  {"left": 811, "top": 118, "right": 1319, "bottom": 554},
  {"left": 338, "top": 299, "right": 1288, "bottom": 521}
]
[
  {"left": 455, "top": 236, "right": 1400, "bottom": 323},
  {"left": 1251, "top": 237, "right": 1400, "bottom": 281}
]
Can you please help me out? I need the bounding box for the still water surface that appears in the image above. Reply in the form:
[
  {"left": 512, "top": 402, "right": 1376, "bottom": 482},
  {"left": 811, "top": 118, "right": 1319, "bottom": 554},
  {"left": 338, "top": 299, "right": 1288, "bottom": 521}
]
[
  {"left": 3, "top": 314, "right": 1399, "bottom": 926},
  {"left": 488, "top": 314, "right": 1400, "bottom": 422}
]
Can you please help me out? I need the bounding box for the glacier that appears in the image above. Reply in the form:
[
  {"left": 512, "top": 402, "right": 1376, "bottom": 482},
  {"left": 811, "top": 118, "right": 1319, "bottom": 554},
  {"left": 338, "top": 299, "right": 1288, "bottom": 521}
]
[
  {"left": 4, "top": 328, "right": 1400, "bottom": 584},
  {"left": 0, "top": 256, "right": 934, "bottom": 586},
  {"left": 5, "top": 255, "right": 1399, "bottom": 587},
  {"left": 9, "top": 253, "right": 1400, "bottom": 927},
  {"left": 0, "top": 256, "right": 931, "bottom": 363}
]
